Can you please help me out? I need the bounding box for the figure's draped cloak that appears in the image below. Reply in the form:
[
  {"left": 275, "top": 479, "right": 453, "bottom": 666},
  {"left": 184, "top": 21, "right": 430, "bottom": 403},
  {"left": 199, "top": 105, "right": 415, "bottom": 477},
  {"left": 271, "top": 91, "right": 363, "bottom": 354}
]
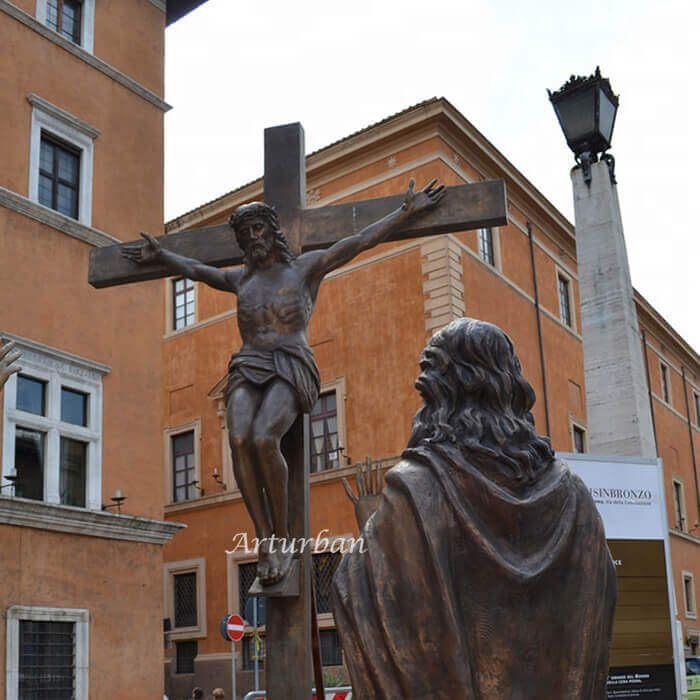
[{"left": 332, "top": 443, "right": 616, "bottom": 699}]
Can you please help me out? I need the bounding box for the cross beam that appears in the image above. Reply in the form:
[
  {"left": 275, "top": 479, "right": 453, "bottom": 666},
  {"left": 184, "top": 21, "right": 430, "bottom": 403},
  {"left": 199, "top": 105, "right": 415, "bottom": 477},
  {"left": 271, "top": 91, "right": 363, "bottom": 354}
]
[{"left": 88, "top": 124, "right": 506, "bottom": 289}]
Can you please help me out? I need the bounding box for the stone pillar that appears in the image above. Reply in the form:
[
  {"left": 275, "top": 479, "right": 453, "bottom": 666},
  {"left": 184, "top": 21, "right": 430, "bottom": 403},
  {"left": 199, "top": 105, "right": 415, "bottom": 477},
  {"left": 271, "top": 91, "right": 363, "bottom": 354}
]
[{"left": 572, "top": 160, "right": 656, "bottom": 458}]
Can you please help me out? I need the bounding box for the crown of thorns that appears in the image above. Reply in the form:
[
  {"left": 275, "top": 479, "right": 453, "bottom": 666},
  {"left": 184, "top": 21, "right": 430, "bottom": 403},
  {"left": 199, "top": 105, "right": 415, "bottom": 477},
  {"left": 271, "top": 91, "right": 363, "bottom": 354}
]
[{"left": 228, "top": 202, "right": 280, "bottom": 232}]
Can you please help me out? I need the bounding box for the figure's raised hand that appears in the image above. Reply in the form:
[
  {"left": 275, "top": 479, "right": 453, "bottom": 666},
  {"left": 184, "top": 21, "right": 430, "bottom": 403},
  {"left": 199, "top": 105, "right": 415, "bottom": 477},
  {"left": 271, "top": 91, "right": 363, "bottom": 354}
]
[
  {"left": 0, "top": 341, "right": 21, "bottom": 391},
  {"left": 122, "top": 232, "right": 162, "bottom": 265},
  {"left": 401, "top": 178, "right": 446, "bottom": 217},
  {"left": 342, "top": 456, "right": 384, "bottom": 531}
]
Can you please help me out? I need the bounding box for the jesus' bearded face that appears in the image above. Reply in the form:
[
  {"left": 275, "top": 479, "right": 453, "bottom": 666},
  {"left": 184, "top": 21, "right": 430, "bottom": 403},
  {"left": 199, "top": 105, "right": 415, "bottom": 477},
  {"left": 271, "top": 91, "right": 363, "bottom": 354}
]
[{"left": 236, "top": 217, "right": 275, "bottom": 264}]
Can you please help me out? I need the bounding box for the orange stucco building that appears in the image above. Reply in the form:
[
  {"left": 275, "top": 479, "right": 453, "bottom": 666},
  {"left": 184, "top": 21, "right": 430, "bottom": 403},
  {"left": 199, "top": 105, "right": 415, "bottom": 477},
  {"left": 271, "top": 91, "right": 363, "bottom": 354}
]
[
  {"left": 0, "top": 1, "right": 206, "bottom": 698},
  {"left": 155, "top": 98, "right": 692, "bottom": 698}
]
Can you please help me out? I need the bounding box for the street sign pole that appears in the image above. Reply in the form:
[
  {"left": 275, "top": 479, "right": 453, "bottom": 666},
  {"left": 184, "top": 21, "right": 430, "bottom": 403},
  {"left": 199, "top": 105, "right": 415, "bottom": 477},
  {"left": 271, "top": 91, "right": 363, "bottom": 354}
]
[
  {"left": 231, "top": 640, "right": 236, "bottom": 700},
  {"left": 253, "top": 599, "right": 259, "bottom": 691}
]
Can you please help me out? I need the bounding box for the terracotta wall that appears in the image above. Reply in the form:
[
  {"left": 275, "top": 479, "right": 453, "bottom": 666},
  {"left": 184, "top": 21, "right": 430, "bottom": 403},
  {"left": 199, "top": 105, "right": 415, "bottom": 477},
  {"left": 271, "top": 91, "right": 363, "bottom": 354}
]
[
  {"left": 0, "top": 11, "right": 164, "bottom": 239},
  {"left": 640, "top": 321, "right": 700, "bottom": 646},
  {"left": 0, "top": 211, "right": 164, "bottom": 517},
  {"left": 0, "top": 526, "right": 165, "bottom": 699}
]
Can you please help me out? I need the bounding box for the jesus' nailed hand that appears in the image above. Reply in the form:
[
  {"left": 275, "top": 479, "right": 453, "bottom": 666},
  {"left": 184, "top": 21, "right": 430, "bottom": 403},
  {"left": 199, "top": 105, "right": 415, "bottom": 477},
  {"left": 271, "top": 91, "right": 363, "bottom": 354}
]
[{"left": 123, "top": 179, "right": 446, "bottom": 585}]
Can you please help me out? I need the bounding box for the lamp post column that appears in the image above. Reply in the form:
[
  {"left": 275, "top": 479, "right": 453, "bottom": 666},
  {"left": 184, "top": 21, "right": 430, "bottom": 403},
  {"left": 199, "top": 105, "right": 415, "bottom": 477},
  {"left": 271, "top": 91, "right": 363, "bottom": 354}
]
[{"left": 571, "top": 160, "right": 656, "bottom": 458}]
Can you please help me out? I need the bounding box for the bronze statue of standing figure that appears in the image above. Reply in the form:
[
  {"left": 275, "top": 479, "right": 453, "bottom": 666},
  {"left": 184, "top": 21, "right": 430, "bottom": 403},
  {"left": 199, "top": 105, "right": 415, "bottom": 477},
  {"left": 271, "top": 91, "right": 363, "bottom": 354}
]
[
  {"left": 334, "top": 318, "right": 617, "bottom": 699},
  {"left": 123, "top": 179, "right": 445, "bottom": 585}
]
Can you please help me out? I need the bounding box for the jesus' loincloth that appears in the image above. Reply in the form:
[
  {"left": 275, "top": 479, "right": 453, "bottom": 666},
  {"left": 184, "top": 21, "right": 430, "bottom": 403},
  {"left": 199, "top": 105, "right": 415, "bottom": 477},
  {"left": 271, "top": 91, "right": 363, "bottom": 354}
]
[{"left": 224, "top": 342, "right": 320, "bottom": 414}]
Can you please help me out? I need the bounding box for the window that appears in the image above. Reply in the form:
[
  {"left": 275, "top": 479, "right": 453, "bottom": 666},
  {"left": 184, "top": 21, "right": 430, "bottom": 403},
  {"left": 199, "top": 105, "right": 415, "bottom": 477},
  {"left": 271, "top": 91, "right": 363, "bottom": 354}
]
[
  {"left": 311, "top": 392, "right": 339, "bottom": 472},
  {"left": 19, "top": 620, "right": 75, "bottom": 698},
  {"left": 5, "top": 606, "right": 89, "bottom": 700},
  {"left": 173, "top": 278, "right": 196, "bottom": 330},
  {"left": 320, "top": 629, "right": 343, "bottom": 666},
  {"left": 27, "top": 94, "right": 99, "bottom": 226},
  {"left": 39, "top": 134, "right": 80, "bottom": 218},
  {"left": 313, "top": 552, "right": 342, "bottom": 614},
  {"left": 673, "top": 480, "right": 686, "bottom": 531},
  {"left": 695, "top": 391, "right": 700, "bottom": 427},
  {"left": 36, "top": 0, "right": 95, "bottom": 52},
  {"left": 1, "top": 334, "right": 107, "bottom": 510},
  {"left": 572, "top": 425, "right": 586, "bottom": 454},
  {"left": 660, "top": 362, "right": 671, "bottom": 404},
  {"left": 164, "top": 558, "right": 207, "bottom": 640},
  {"left": 558, "top": 274, "right": 572, "bottom": 328},
  {"left": 238, "top": 561, "right": 258, "bottom": 620},
  {"left": 478, "top": 228, "right": 495, "bottom": 266},
  {"left": 172, "top": 431, "right": 196, "bottom": 502},
  {"left": 175, "top": 641, "right": 197, "bottom": 674},
  {"left": 164, "top": 420, "right": 201, "bottom": 505},
  {"left": 683, "top": 572, "right": 697, "bottom": 619},
  {"left": 174, "top": 572, "right": 198, "bottom": 628},
  {"left": 46, "top": 0, "right": 82, "bottom": 43}
]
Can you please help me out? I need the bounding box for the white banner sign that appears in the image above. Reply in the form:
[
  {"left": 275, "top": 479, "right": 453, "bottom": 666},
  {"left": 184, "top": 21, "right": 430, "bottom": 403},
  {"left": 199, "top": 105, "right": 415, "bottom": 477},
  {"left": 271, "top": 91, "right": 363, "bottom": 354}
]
[{"left": 557, "top": 453, "right": 665, "bottom": 540}]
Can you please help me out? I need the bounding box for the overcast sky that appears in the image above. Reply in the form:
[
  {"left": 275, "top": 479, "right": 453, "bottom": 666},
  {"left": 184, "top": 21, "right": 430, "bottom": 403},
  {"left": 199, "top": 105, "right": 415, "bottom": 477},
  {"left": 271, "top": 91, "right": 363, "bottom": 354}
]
[{"left": 164, "top": 0, "right": 698, "bottom": 351}]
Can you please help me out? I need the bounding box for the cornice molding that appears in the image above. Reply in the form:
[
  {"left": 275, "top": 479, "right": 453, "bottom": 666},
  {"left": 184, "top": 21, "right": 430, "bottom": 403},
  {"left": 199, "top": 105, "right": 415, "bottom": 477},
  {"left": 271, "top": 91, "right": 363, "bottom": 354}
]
[
  {"left": 147, "top": 0, "right": 166, "bottom": 11},
  {"left": 27, "top": 93, "right": 101, "bottom": 139},
  {"left": 0, "top": 331, "right": 111, "bottom": 376},
  {"left": 164, "top": 458, "right": 402, "bottom": 515},
  {"left": 670, "top": 528, "right": 700, "bottom": 546},
  {"left": 0, "top": 495, "right": 184, "bottom": 544},
  {"left": 635, "top": 291, "right": 699, "bottom": 372},
  {"left": 0, "top": 0, "right": 170, "bottom": 112},
  {"left": 0, "top": 186, "right": 120, "bottom": 247}
]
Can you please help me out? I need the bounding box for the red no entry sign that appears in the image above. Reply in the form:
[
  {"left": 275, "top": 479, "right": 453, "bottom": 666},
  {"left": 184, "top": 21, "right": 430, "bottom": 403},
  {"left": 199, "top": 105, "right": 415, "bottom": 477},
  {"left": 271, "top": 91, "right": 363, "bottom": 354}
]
[{"left": 226, "top": 614, "right": 245, "bottom": 642}]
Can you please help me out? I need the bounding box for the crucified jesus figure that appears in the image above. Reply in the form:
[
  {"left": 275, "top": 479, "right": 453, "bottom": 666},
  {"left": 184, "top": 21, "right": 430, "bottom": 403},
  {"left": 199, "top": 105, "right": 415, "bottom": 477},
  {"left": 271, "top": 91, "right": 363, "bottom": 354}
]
[{"left": 124, "top": 178, "right": 445, "bottom": 585}]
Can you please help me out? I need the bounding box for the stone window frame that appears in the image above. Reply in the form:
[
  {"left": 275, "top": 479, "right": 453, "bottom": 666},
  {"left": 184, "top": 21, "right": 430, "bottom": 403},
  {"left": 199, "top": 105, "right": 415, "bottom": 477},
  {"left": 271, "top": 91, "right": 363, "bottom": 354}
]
[
  {"left": 683, "top": 571, "right": 697, "bottom": 620},
  {"left": 555, "top": 266, "right": 575, "bottom": 331},
  {"left": 165, "top": 276, "right": 198, "bottom": 335},
  {"left": 569, "top": 417, "right": 587, "bottom": 454},
  {"left": 659, "top": 360, "right": 672, "bottom": 406},
  {"left": 163, "top": 558, "right": 207, "bottom": 641},
  {"left": 35, "top": 0, "right": 95, "bottom": 52},
  {"left": 1, "top": 332, "right": 108, "bottom": 510},
  {"left": 672, "top": 477, "right": 687, "bottom": 532},
  {"left": 312, "top": 376, "right": 348, "bottom": 472},
  {"left": 477, "top": 227, "right": 501, "bottom": 269},
  {"left": 27, "top": 94, "right": 99, "bottom": 226},
  {"left": 163, "top": 419, "right": 202, "bottom": 505},
  {"left": 5, "top": 605, "right": 89, "bottom": 700}
]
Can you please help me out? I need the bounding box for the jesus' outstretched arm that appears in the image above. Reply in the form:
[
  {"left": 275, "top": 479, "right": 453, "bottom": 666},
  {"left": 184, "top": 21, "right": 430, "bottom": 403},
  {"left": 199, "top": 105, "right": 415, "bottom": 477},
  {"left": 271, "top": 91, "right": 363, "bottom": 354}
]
[
  {"left": 304, "top": 179, "right": 445, "bottom": 278},
  {"left": 122, "top": 232, "right": 240, "bottom": 292}
]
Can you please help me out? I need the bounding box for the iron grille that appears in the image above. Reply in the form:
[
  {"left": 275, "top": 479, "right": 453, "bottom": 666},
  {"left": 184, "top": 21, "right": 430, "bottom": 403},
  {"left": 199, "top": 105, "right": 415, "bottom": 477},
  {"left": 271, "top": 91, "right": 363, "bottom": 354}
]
[
  {"left": 242, "top": 634, "right": 266, "bottom": 670},
  {"left": 313, "top": 552, "right": 342, "bottom": 614},
  {"left": 174, "top": 572, "right": 197, "bottom": 628},
  {"left": 19, "top": 620, "right": 75, "bottom": 699},
  {"left": 239, "top": 562, "right": 258, "bottom": 619},
  {"left": 320, "top": 629, "right": 343, "bottom": 666},
  {"left": 175, "top": 640, "right": 197, "bottom": 674}
]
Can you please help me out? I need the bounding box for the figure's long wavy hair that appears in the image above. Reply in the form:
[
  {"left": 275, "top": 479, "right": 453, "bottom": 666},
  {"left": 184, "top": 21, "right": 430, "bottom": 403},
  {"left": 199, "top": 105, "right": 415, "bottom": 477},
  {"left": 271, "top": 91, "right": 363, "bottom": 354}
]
[
  {"left": 407, "top": 318, "right": 554, "bottom": 484},
  {"left": 228, "top": 202, "right": 295, "bottom": 268}
]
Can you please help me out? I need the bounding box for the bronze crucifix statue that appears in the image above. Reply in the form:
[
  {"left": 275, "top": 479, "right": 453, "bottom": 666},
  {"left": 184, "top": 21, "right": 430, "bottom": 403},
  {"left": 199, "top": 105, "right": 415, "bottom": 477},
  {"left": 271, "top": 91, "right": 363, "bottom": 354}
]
[
  {"left": 123, "top": 177, "right": 445, "bottom": 584},
  {"left": 89, "top": 121, "right": 507, "bottom": 698}
]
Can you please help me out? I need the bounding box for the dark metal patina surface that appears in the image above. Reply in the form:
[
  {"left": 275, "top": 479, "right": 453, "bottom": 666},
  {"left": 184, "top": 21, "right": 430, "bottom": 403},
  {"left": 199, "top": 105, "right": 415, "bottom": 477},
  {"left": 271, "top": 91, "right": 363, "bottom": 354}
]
[{"left": 334, "top": 318, "right": 617, "bottom": 699}]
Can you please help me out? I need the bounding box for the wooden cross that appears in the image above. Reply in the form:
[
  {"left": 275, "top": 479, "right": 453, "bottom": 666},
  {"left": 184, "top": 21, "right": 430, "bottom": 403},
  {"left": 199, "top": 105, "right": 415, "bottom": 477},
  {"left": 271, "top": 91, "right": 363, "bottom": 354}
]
[
  {"left": 88, "top": 123, "right": 506, "bottom": 287},
  {"left": 88, "top": 123, "right": 507, "bottom": 699}
]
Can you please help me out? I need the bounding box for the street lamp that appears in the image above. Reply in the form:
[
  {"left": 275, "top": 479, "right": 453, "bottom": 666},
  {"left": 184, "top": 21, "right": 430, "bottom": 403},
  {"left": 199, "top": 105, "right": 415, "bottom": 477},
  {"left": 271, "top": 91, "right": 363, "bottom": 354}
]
[{"left": 548, "top": 66, "right": 619, "bottom": 185}]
